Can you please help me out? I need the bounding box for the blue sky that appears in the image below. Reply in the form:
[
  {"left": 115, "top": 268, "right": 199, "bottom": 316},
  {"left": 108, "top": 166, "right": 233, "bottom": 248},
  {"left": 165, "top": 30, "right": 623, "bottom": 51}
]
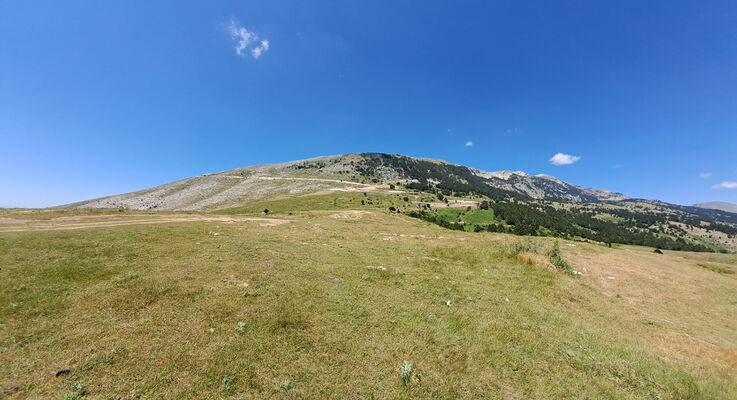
[{"left": 1, "top": 1, "right": 736, "bottom": 208}]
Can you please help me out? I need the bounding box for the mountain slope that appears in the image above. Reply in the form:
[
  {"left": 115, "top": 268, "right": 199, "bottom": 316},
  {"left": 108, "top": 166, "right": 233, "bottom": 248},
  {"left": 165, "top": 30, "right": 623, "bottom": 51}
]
[
  {"left": 694, "top": 201, "right": 737, "bottom": 214},
  {"left": 63, "top": 153, "right": 625, "bottom": 211},
  {"left": 61, "top": 153, "right": 737, "bottom": 252}
]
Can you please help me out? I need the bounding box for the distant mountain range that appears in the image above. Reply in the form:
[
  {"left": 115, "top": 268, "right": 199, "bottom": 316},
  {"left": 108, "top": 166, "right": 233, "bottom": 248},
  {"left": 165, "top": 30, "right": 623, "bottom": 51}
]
[{"left": 694, "top": 201, "right": 737, "bottom": 214}]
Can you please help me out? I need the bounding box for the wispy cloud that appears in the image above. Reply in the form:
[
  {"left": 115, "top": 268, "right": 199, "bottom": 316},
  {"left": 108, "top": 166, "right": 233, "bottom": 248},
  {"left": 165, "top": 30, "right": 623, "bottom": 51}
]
[
  {"left": 699, "top": 172, "right": 713, "bottom": 178},
  {"left": 712, "top": 181, "right": 737, "bottom": 189},
  {"left": 252, "top": 40, "right": 269, "bottom": 59},
  {"left": 228, "top": 21, "right": 269, "bottom": 59},
  {"left": 465, "top": 141, "right": 474, "bottom": 147},
  {"left": 549, "top": 153, "right": 581, "bottom": 166}
]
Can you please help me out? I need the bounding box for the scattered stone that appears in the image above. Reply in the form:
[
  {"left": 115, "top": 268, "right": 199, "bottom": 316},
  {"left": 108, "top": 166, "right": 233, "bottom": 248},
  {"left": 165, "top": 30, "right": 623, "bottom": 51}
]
[
  {"left": 55, "top": 369, "right": 70, "bottom": 377},
  {"left": 367, "top": 265, "right": 387, "bottom": 271},
  {"left": 327, "top": 276, "right": 341, "bottom": 283},
  {"left": 209, "top": 328, "right": 215, "bottom": 333},
  {"left": 446, "top": 300, "right": 452, "bottom": 307},
  {"left": 566, "top": 244, "right": 577, "bottom": 247},
  {"left": 607, "top": 276, "right": 616, "bottom": 280},
  {"left": 505, "top": 298, "right": 509, "bottom": 303}
]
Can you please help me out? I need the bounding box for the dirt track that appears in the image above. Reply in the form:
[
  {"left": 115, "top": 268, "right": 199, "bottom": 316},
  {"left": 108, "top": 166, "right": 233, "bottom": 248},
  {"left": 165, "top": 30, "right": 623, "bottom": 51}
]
[
  {"left": 0, "top": 214, "right": 290, "bottom": 233},
  {"left": 254, "top": 176, "right": 373, "bottom": 186}
]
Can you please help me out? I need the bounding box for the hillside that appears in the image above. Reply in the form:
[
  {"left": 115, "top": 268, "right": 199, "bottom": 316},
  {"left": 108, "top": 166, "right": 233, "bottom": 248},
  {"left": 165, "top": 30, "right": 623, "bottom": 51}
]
[
  {"left": 62, "top": 153, "right": 737, "bottom": 253},
  {"left": 695, "top": 201, "right": 737, "bottom": 214},
  {"left": 63, "top": 153, "right": 627, "bottom": 211}
]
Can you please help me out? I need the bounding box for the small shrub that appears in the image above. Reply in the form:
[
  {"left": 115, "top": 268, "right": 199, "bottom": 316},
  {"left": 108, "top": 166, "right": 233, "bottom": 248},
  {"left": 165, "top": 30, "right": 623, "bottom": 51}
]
[
  {"left": 242, "top": 288, "right": 261, "bottom": 298},
  {"left": 279, "top": 380, "right": 291, "bottom": 390},
  {"left": 653, "top": 248, "right": 663, "bottom": 254},
  {"left": 63, "top": 381, "right": 86, "bottom": 400},
  {"left": 508, "top": 240, "right": 536, "bottom": 257},
  {"left": 548, "top": 241, "right": 572, "bottom": 273},
  {"left": 236, "top": 321, "right": 247, "bottom": 335},
  {"left": 221, "top": 375, "right": 235, "bottom": 395},
  {"left": 399, "top": 360, "right": 412, "bottom": 384}
]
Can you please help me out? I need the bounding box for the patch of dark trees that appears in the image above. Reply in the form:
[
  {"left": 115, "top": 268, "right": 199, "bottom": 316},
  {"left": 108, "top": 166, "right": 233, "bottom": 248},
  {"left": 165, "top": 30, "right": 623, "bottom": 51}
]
[{"left": 406, "top": 200, "right": 723, "bottom": 253}]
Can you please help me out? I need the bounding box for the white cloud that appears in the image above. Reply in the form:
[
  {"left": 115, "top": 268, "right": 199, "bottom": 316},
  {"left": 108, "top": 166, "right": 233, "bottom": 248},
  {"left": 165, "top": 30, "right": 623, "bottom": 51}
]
[
  {"left": 699, "top": 172, "right": 713, "bottom": 178},
  {"left": 712, "top": 181, "right": 737, "bottom": 189},
  {"left": 465, "top": 141, "right": 473, "bottom": 147},
  {"left": 251, "top": 40, "right": 270, "bottom": 59},
  {"left": 228, "top": 21, "right": 269, "bottom": 59},
  {"left": 549, "top": 153, "right": 581, "bottom": 166}
]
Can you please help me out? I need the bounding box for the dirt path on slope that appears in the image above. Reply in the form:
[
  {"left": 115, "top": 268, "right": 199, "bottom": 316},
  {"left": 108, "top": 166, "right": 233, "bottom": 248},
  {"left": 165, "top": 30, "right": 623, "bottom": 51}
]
[
  {"left": 254, "top": 176, "right": 376, "bottom": 186},
  {"left": 0, "top": 214, "right": 290, "bottom": 233}
]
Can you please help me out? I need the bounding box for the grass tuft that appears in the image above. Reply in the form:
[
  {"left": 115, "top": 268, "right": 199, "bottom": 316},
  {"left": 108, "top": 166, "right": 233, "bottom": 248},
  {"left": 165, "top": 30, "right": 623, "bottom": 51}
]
[
  {"left": 399, "top": 361, "right": 413, "bottom": 384},
  {"left": 697, "top": 263, "right": 734, "bottom": 274}
]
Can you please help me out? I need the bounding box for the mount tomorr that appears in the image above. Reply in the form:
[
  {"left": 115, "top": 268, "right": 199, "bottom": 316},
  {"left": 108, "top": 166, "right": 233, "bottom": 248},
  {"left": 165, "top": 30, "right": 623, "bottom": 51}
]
[
  {"left": 64, "top": 153, "right": 626, "bottom": 211},
  {"left": 56, "top": 152, "right": 737, "bottom": 252}
]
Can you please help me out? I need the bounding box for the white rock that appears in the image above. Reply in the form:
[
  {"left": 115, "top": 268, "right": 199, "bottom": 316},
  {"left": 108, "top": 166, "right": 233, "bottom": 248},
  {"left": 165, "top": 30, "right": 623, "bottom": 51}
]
[
  {"left": 446, "top": 300, "right": 452, "bottom": 306},
  {"left": 607, "top": 276, "right": 615, "bottom": 280}
]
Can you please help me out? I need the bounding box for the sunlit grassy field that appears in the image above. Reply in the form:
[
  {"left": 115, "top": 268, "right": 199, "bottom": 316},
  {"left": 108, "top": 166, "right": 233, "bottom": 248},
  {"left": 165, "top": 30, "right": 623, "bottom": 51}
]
[{"left": 1, "top": 203, "right": 736, "bottom": 398}]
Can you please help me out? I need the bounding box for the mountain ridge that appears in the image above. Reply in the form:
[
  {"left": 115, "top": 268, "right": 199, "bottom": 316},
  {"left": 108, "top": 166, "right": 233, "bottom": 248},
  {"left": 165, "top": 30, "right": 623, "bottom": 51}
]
[
  {"left": 54, "top": 152, "right": 737, "bottom": 252},
  {"left": 694, "top": 201, "right": 737, "bottom": 214},
  {"left": 62, "top": 153, "right": 626, "bottom": 211}
]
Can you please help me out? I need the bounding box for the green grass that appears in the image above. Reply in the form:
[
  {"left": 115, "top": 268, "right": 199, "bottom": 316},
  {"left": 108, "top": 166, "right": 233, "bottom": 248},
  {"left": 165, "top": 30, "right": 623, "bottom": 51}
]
[
  {"left": 697, "top": 263, "right": 735, "bottom": 274},
  {"left": 219, "top": 192, "right": 420, "bottom": 215},
  {"left": 436, "top": 208, "right": 464, "bottom": 221},
  {"left": 1, "top": 209, "right": 736, "bottom": 398},
  {"left": 461, "top": 209, "right": 496, "bottom": 224},
  {"left": 425, "top": 208, "right": 499, "bottom": 233}
]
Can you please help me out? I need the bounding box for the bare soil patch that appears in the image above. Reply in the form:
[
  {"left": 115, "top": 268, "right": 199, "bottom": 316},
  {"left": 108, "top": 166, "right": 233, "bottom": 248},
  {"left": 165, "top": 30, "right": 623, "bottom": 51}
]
[{"left": 0, "top": 214, "right": 290, "bottom": 232}]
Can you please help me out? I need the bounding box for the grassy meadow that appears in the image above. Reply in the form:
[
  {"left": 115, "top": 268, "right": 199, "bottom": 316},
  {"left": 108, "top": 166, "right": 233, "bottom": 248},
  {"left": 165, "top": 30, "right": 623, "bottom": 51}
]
[{"left": 1, "top": 200, "right": 736, "bottom": 398}]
